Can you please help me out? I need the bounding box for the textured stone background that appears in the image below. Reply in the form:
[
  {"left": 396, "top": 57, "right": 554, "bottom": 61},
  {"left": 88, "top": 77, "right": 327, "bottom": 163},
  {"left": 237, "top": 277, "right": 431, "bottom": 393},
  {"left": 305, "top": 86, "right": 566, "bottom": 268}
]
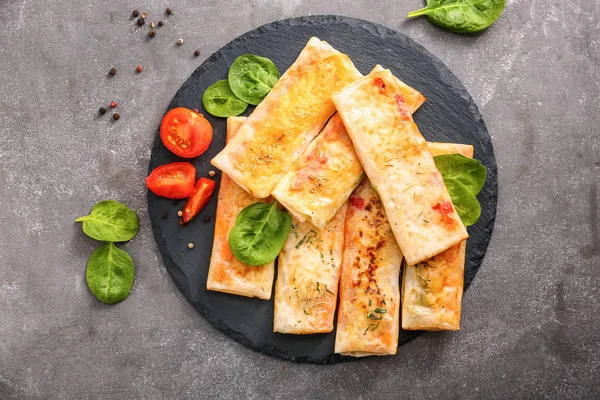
[{"left": 1, "top": 0, "right": 598, "bottom": 399}]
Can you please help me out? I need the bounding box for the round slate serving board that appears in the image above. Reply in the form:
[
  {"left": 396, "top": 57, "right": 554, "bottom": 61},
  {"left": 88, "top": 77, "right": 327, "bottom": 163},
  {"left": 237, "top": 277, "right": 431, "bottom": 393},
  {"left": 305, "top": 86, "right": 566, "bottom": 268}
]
[{"left": 148, "top": 15, "right": 498, "bottom": 364}]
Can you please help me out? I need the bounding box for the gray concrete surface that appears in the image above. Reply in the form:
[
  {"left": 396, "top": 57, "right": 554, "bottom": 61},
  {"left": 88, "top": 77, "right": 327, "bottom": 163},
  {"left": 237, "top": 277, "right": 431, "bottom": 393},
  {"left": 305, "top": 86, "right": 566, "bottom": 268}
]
[{"left": 0, "top": 0, "right": 598, "bottom": 398}]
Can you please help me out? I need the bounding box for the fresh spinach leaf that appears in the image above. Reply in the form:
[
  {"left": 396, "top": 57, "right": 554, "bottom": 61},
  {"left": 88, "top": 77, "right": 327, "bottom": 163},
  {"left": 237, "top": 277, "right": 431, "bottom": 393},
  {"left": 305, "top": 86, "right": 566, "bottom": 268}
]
[
  {"left": 228, "top": 200, "right": 291, "bottom": 266},
  {"left": 76, "top": 200, "right": 139, "bottom": 242},
  {"left": 407, "top": 0, "right": 506, "bottom": 34},
  {"left": 86, "top": 242, "right": 134, "bottom": 304},
  {"left": 434, "top": 154, "right": 486, "bottom": 226},
  {"left": 228, "top": 54, "right": 280, "bottom": 105},
  {"left": 434, "top": 154, "right": 486, "bottom": 195},
  {"left": 202, "top": 79, "right": 248, "bottom": 118},
  {"left": 443, "top": 178, "right": 481, "bottom": 226}
]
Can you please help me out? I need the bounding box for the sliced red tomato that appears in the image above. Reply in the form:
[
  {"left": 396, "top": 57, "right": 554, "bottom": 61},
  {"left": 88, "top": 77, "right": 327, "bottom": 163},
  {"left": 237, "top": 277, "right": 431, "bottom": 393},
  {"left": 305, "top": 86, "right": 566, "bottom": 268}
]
[
  {"left": 160, "top": 107, "right": 213, "bottom": 158},
  {"left": 182, "top": 178, "right": 216, "bottom": 222},
  {"left": 146, "top": 162, "right": 196, "bottom": 199}
]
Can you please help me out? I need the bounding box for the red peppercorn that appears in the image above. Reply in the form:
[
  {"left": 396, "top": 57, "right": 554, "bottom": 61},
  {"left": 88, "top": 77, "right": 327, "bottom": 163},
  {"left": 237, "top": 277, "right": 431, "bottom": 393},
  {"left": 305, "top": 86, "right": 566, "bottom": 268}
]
[
  {"left": 110, "top": 101, "right": 117, "bottom": 108},
  {"left": 136, "top": 65, "right": 143, "bottom": 73}
]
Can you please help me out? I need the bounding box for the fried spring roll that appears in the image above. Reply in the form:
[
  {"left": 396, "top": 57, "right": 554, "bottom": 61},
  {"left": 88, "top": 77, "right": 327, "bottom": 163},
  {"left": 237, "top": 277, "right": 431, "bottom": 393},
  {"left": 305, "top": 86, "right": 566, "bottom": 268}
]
[
  {"left": 273, "top": 204, "right": 347, "bottom": 334},
  {"left": 402, "top": 142, "right": 473, "bottom": 330},
  {"left": 335, "top": 179, "right": 403, "bottom": 356},
  {"left": 332, "top": 70, "right": 468, "bottom": 266},
  {"left": 206, "top": 117, "right": 275, "bottom": 299}
]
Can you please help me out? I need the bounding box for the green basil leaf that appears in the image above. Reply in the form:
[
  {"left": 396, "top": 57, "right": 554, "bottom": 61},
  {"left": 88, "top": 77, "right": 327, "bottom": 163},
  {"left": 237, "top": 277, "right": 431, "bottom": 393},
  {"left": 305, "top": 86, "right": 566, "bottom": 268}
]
[
  {"left": 407, "top": 0, "right": 506, "bottom": 34},
  {"left": 86, "top": 242, "right": 134, "bottom": 304},
  {"left": 228, "top": 54, "right": 280, "bottom": 105},
  {"left": 443, "top": 178, "right": 481, "bottom": 226},
  {"left": 228, "top": 200, "right": 291, "bottom": 266},
  {"left": 76, "top": 200, "right": 139, "bottom": 242},
  {"left": 434, "top": 154, "right": 486, "bottom": 195},
  {"left": 202, "top": 79, "right": 248, "bottom": 118}
]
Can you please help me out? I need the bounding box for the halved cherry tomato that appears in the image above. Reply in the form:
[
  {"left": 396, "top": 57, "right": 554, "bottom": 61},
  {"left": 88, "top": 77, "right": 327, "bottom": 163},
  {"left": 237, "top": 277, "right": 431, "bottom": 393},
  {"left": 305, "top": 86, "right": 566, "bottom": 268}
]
[
  {"left": 182, "top": 178, "right": 216, "bottom": 222},
  {"left": 160, "top": 107, "right": 213, "bottom": 158},
  {"left": 146, "top": 162, "right": 196, "bottom": 199}
]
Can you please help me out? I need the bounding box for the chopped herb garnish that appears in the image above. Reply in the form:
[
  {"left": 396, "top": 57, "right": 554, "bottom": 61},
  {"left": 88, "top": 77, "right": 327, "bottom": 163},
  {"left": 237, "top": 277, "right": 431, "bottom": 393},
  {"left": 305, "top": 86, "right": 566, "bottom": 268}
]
[
  {"left": 367, "top": 313, "right": 382, "bottom": 320},
  {"left": 374, "top": 308, "right": 387, "bottom": 314},
  {"left": 368, "top": 299, "right": 372, "bottom": 306}
]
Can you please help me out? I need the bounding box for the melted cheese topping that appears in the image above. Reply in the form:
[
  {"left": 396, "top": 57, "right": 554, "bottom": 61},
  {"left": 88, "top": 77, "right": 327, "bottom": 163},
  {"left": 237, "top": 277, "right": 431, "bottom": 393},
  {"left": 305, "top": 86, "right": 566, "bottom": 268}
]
[
  {"left": 206, "top": 117, "right": 275, "bottom": 299},
  {"left": 271, "top": 114, "right": 364, "bottom": 229},
  {"left": 273, "top": 204, "right": 347, "bottom": 334},
  {"left": 211, "top": 37, "right": 362, "bottom": 198},
  {"left": 401, "top": 142, "right": 473, "bottom": 330},
  {"left": 332, "top": 70, "right": 468, "bottom": 266},
  {"left": 335, "top": 179, "right": 403, "bottom": 356}
]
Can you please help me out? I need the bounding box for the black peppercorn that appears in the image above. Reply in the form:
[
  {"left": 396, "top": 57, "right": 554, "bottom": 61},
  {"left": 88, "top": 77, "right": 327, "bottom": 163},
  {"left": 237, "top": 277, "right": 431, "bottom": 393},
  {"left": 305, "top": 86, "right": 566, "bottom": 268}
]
[
  {"left": 137, "top": 18, "right": 145, "bottom": 26},
  {"left": 158, "top": 21, "right": 163, "bottom": 27},
  {"left": 194, "top": 49, "right": 201, "bottom": 57},
  {"left": 98, "top": 107, "right": 107, "bottom": 115},
  {"left": 203, "top": 216, "right": 211, "bottom": 223},
  {"left": 166, "top": 8, "right": 173, "bottom": 15},
  {"left": 113, "top": 113, "right": 120, "bottom": 120},
  {"left": 109, "top": 67, "right": 116, "bottom": 76},
  {"left": 132, "top": 10, "right": 139, "bottom": 17}
]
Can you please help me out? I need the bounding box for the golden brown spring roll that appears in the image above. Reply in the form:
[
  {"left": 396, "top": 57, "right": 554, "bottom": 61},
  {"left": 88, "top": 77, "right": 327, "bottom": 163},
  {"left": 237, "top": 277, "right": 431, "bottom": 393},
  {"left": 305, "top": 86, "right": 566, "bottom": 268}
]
[
  {"left": 335, "top": 179, "right": 403, "bottom": 356},
  {"left": 206, "top": 117, "right": 275, "bottom": 299},
  {"left": 401, "top": 142, "right": 473, "bottom": 330}
]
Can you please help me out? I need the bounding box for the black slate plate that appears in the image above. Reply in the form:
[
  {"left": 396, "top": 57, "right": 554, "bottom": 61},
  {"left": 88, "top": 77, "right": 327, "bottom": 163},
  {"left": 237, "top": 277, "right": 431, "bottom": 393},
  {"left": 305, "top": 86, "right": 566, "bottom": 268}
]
[{"left": 148, "top": 15, "right": 498, "bottom": 364}]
